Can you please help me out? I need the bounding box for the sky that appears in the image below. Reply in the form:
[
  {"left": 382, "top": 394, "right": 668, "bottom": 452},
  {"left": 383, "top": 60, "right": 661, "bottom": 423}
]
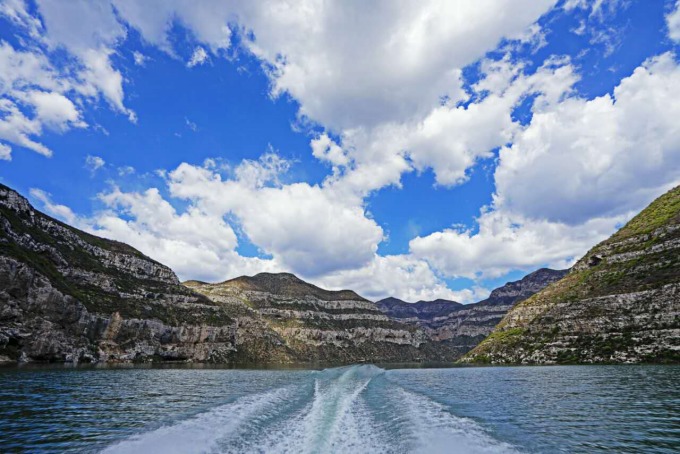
[{"left": 1, "top": 0, "right": 679, "bottom": 303}]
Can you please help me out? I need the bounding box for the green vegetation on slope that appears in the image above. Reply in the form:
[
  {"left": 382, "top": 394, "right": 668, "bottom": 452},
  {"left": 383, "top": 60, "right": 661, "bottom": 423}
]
[{"left": 463, "top": 186, "right": 680, "bottom": 365}]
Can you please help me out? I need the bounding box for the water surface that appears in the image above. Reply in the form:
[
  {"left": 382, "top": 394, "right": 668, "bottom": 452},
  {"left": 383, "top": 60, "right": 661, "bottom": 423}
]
[{"left": 0, "top": 364, "right": 678, "bottom": 453}]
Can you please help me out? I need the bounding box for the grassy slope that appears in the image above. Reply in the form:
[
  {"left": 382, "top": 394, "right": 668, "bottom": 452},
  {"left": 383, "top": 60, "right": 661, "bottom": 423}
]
[{"left": 463, "top": 185, "right": 680, "bottom": 364}]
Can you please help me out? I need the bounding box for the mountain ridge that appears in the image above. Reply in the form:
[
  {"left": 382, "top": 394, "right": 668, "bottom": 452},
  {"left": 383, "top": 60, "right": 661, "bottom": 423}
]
[
  {"left": 2, "top": 181, "right": 676, "bottom": 365},
  {"left": 375, "top": 267, "right": 568, "bottom": 352},
  {"left": 463, "top": 185, "right": 680, "bottom": 365},
  {"left": 186, "top": 272, "right": 367, "bottom": 302}
]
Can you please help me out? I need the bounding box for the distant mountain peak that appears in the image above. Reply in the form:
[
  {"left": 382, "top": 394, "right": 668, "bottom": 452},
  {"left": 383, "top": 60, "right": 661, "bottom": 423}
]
[
  {"left": 375, "top": 296, "right": 462, "bottom": 319},
  {"left": 208, "top": 272, "right": 368, "bottom": 301}
]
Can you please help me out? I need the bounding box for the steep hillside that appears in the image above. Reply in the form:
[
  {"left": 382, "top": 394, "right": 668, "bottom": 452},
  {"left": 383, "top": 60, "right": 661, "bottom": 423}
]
[
  {"left": 376, "top": 268, "right": 567, "bottom": 353},
  {"left": 0, "top": 184, "right": 288, "bottom": 364},
  {"left": 185, "top": 275, "right": 464, "bottom": 363},
  {"left": 464, "top": 186, "right": 680, "bottom": 365}
]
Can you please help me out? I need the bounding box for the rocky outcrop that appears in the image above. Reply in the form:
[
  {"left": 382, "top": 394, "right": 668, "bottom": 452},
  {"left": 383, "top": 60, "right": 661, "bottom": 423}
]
[
  {"left": 375, "top": 268, "right": 567, "bottom": 354},
  {"left": 0, "top": 184, "right": 289, "bottom": 364},
  {"left": 184, "top": 274, "right": 462, "bottom": 363},
  {"left": 463, "top": 186, "right": 680, "bottom": 365}
]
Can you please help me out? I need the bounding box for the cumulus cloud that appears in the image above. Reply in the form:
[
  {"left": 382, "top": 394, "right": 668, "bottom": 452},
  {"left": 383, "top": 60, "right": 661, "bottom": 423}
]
[
  {"left": 27, "top": 90, "right": 86, "bottom": 131},
  {"left": 35, "top": 0, "right": 136, "bottom": 121},
  {"left": 0, "top": 98, "right": 51, "bottom": 157},
  {"left": 85, "top": 155, "right": 105, "bottom": 173},
  {"left": 187, "top": 46, "right": 208, "bottom": 67},
  {"left": 317, "top": 254, "right": 489, "bottom": 303},
  {"left": 0, "top": 1, "right": 132, "bottom": 158},
  {"left": 0, "top": 142, "right": 11, "bottom": 161},
  {"left": 236, "top": 0, "right": 556, "bottom": 131},
  {"left": 163, "top": 155, "right": 383, "bottom": 276},
  {"left": 411, "top": 53, "right": 680, "bottom": 280},
  {"left": 132, "top": 50, "right": 148, "bottom": 66},
  {"left": 495, "top": 52, "right": 680, "bottom": 225},
  {"left": 29, "top": 188, "right": 78, "bottom": 225},
  {"left": 668, "top": 0, "right": 680, "bottom": 42},
  {"left": 310, "top": 133, "right": 348, "bottom": 168},
  {"left": 410, "top": 211, "right": 622, "bottom": 279}
]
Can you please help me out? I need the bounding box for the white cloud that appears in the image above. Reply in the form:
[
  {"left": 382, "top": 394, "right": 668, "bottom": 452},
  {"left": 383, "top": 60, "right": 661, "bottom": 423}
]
[
  {"left": 324, "top": 54, "right": 578, "bottom": 192},
  {"left": 29, "top": 188, "right": 78, "bottom": 224},
  {"left": 187, "top": 46, "right": 208, "bottom": 67},
  {"left": 668, "top": 1, "right": 680, "bottom": 42},
  {"left": 132, "top": 50, "right": 148, "bottom": 66},
  {"left": 410, "top": 211, "right": 622, "bottom": 279},
  {"left": 32, "top": 0, "right": 136, "bottom": 121},
  {"left": 185, "top": 117, "right": 198, "bottom": 132},
  {"left": 236, "top": 0, "right": 557, "bottom": 131},
  {"left": 310, "top": 133, "right": 348, "bottom": 168},
  {"left": 27, "top": 90, "right": 86, "bottom": 131},
  {"left": 0, "top": 0, "right": 43, "bottom": 38},
  {"left": 0, "top": 98, "right": 51, "bottom": 157},
  {"left": 317, "top": 254, "right": 488, "bottom": 303},
  {"left": 92, "top": 186, "right": 277, "bottom": 282},
  {"left": 0, "top": 4, "right": 128, "bottom": 158},
  {"left": 495, "top": 52, "right": 680, "bottom": 225},
  {"left": 85, "top": 154, "right": 105, "bottom": 173},
  {"left": 164, "top": 156, "right": 383, "bottom": 276},
  {"left": 411, "top": 53, "right": 680, "bottom": 280},
  {"left": 117, "top": 165, "right": 135, "bottom": 176},
  {"left": 0, "top": 41, "right": 77, "bottom": 156},
  {"left": 0, "top": 142, "right": 11, "bottom": 161},
  {"left": 112, "top": 0, "right": 233, "bottom": 52}
]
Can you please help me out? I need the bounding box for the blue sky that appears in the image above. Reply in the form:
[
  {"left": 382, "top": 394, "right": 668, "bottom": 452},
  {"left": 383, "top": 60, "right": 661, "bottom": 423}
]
[{"left": 1, "top": 0, "right": 679, "bottom": 302}]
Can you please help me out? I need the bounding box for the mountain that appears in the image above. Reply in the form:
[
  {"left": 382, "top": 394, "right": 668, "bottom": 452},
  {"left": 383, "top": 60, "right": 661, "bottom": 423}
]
[
  {"left": 184, "top": 274, "right": 464, "bottom": 364},
  {"left": 463, "top": 185, "right": 680, "bottom": 365},
  {"left": 375, "top": 268, "right": 567, "bottom": 353},
  {"left": 375, "top": 297, "right": 463, "bottom": 320},
  {"left": 189, "top": 272, "right": 365, "bottom": 301},
  {"left": 0, "top": 183, "right": 462, "bottom": 364},
  {"left": 0, "top": 183, "right": 293, "bottom": 364},
  {"left": 478, "top": 268, "right": 569, "bottom": 306}
]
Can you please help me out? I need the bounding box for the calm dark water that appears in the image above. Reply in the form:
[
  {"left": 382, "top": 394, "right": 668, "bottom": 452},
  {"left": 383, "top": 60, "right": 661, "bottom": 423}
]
[{"left": 0, "top": 364, "right": 678, "bottom": 453}]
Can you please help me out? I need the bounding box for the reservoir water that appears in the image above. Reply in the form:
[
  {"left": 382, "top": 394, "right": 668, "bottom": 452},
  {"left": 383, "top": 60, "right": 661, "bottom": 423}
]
[{"left": 0, "top": 364, "right": 678, "bottom": 453}]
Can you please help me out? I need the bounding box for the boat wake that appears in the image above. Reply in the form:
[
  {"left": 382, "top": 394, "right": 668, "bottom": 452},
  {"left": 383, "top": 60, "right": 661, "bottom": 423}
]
[{"left": 102, "top": 365, "right": 517, "bottom": 454}]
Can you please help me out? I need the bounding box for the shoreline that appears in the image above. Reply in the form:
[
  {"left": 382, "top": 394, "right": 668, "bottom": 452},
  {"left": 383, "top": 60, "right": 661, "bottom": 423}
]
[{"left": 1, "top": 360, "right": 678, "bottom": 371}]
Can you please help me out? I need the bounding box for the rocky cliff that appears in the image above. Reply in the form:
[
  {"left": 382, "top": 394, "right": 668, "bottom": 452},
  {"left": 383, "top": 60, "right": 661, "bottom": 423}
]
[
  {"left": 376, "top": 268, "right": 567, "bottom": 353},
  {"left": 184, "top": 273, "right": 464, "bottom": 363},
  {"left": 0, "top": 184, "right": 288, "bottom": 364},
  {"left": 463, "top": 186, "right": 680, "bottom": 365}
]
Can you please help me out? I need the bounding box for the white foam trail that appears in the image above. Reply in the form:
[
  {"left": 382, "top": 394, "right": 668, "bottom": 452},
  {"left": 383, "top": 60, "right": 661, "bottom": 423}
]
[
  {"left": 389, "top": 386, "right": 519, "bottom": 454},
  {"left": 101, "top": 386, "right": 292, "bottom": 454},
  {"left": 232, "top": 365, "right": 390, "bottom": 454},
  {"left": 101, "top": 365, "right": 519, "bottom": 454}
]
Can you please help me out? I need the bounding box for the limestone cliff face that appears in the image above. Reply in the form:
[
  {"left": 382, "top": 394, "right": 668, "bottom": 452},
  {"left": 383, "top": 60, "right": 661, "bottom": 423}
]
[
  {"left": 463, "top": 186, "right": 680, "bottom": 365},
  {"left": 0, "top": 184, "right": 288, "bottom": 364},
  {"left": 184, "top": 274, "right": 462, "bottom": 363},
  {"left": 376, "top": 268, "right": 567, "bottom": 353}
]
